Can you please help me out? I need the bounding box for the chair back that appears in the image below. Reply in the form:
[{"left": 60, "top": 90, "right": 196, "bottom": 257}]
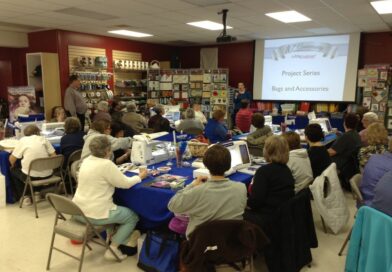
[
  {"left": 349, "top": 174, "right": 363, "bottom": 204},
  {"left": 68, "top": 149, "right": 82, "bottom": 168},
  {"left": 182, "top": 220, "right": 269, "bottom": 271},
  {"left": 183, "top": 128, "right": 203, "bottom": 136},
  {"left": 46, "top": 193, "right": 84, "bottom": 217},
  {"left": 28, "top": 155, "right": 64, "bottom": 174}
]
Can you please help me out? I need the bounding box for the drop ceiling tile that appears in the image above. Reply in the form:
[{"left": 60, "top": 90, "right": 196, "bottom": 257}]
[
  {"left": 134, "top": 0, "right": 196, "bottom": 10},
  {"left": 0, "top": 0, "right": 67, "bottom": 11},
  {"left": 235, "top": 0, "right": 288, "bottom": 13},
  {"left": 90, "top": 0, "right": 167, "bottom": 15},
  {"left": 203, "top": 3, "right": 259, "bottom": 17},
  {"left": 0, "top": 2, "right": 42, "bottom": 14},
  {"left": 42, "top": 0, "right": 93, "bottom": 6},
  {"left": 277, "top": 0, "right": 328, "bottom": 10}
]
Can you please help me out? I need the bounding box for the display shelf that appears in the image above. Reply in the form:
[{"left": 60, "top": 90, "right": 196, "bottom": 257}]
[
  {"left": 112, "top": 50, "right": 147, "bottom": 109},
  {"left": 68, "top": 45, "right": 112, "bottom": 117}
]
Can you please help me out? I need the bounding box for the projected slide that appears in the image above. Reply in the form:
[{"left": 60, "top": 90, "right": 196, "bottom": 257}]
[{"left": 261, "top": 35, "right": 350, "bottom": 101}]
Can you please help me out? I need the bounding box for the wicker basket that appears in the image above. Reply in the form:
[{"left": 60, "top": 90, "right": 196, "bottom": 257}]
[{"left": 188, "top": 140, "right": 209, "bottom": 157}]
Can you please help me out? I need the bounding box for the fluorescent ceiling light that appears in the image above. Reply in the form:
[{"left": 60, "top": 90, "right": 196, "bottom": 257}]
[
  {"left": 265, "top": 10, "right": 311, "bottom": 23},
  {"left": 187, "top": 20, "right": 232, "bottom": 30},
  {"left": 371, "top": 0, "right": 392, "bottom": 14},
  {"left": 108, "top": 30, "right": 152, "bottom": 37}
]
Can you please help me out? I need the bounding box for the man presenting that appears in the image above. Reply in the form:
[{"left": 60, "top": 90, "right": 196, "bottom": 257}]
[
  {"left": 64, "top": 75, "right": 87, "bottom": 130},
  {"left": 233, "top": 82, "right": 252, "bottom": 126}
]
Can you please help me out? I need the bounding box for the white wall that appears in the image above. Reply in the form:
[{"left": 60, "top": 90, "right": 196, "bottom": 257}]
[{"left": 0, "top": 30, "right": 28, "bottom": 48}]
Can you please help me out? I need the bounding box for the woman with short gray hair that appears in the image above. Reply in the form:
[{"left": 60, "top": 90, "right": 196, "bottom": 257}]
[
  {"left": 121, "top": 102, "right": 147, "bottom": 134},
  {"left": 93, "top": 101, "right": 112, "bottom": 122},
  {"left": 176, "top": 108, "right": 204, "bottom": 134},
  {"left": 73, "top": 135, "right": 148, "bottom": 261}
]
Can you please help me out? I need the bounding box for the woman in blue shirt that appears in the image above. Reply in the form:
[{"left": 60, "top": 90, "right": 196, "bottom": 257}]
[{"left": 205, "top": 109, "right": 230, "bottom": 144}]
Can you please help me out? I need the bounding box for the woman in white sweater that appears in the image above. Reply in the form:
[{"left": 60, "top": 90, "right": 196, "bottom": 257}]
[{"left": 73, "top": 136, "right": 148, "bottom": 261}]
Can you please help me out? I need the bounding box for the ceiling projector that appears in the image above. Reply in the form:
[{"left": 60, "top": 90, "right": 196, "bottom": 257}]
[{"left": 216, "top": 9, "right": 237, "bottom": 43}]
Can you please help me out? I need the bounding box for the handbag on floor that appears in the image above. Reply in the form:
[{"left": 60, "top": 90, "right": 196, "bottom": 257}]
[{"left": 137, "top": 231, "right": 180, "bottom": 272}]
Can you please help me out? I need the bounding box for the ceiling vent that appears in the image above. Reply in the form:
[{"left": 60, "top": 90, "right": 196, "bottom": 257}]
[
  {"left": 182, "top": 0, "right": 232, "bottom": 7},
  {"left": 55, "top": 8, "right": 118, "bottom": 20}
]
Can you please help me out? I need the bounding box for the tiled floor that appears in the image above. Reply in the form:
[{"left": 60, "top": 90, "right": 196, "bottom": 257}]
[{"left": 0, "top": 194, "right": 355, "bottom": 272}]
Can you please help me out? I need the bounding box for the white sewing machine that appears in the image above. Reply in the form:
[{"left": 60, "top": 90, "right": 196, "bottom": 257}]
[
  {"left": 131, "top": 132, "right": 176, "bottom": 165},
  {"left": 193, "top": 141, "right": 252, "bottom": 178}
]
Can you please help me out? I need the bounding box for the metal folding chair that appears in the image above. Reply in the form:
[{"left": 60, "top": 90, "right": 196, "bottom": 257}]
[
  {"left": 338, "top": 173, "right": 363, "bottom": 256},
  {"left": 46, "top": 193, "right": 121, "bottom": 272},
  {"left": 19, "top": 155, "right": 66, "bottom": 218},
  {"left": 67, "top": 149, "right": 82, "bottom": 195}
]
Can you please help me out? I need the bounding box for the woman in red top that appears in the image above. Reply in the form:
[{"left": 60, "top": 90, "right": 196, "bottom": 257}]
[{"left": 235, "top": 99, "right": 253, "bottom": 133}]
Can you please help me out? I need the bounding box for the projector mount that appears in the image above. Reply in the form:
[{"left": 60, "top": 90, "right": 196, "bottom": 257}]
[{"left": 217, "top": 9, "right": 237, "bottom": 43}]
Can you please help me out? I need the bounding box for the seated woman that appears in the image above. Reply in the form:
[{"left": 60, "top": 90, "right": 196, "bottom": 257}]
[
  {"left": 282, "top": 131, "right": 313, "bottom": 193},
  {"left": 110, "top": 122, "right": 131, "bottom": 165},
  {"left": 9, "top": 125, "right": 56, "bottom": 203},
  {"left": 359, "top": 112, "right": 378, "bottom": 146},
  {"left": 246, "top": 113, "right": 273, "bottom": 152},
  {"left": 168, "top": 144, "right": 247, "bottom": 238},
  {"left": 110, "top": 100, "right": 126, "bottom": 123},
  {"left": 93, "top": 101, "right": 112, "bottom": 122},
  {"left": 204, "top": 109, "right": 231, "bottom": 144},
  {"left": 73, "top": 136, "right": 148, "bottom": 261},
  {"left": 148, "top": 104, "right": 171, "bottom": 133},
  {"left": 176, "top": 108, "right": 204, "bottom": 134},
  {"left": 121, "top": 102, "right": 147, "bottom": 134},
  {"left": 305, "top": 123, "right": 332, "bottom": 179},
  {"left": 244, "top": 135, "right": 295, "bottom": 230},
  {"left": 81, "top": 119, "right": 131, "bottom": 160},
  {"left": 60, "top": 117, "right": 85, "bottom": 167},
  {"left": 235, "top": 99, "right": 253, "bottom": 133},
  {"left": 360, "top": 137, "right": 392, "bottom": 206},
  {"left": 358, "top": 122, "right": 388, "bottom": 170},
  {"left": 372, "top": 171, "right": 392, "bottom": 217},
  {"left": 50, "top": 106, "right": 66, "bottom": 122}
]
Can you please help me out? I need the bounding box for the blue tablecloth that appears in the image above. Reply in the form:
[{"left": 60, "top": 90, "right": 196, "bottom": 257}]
[
  {"left": 113, "top": 160, "right": 253, "bottom": 229},
  {"left": 3, "top": 143, "right": 60, "bottom": 204}
]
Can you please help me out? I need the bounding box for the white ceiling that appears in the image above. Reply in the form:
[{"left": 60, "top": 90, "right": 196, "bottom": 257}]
[{"left": 0, "top": 0, "right": 391, "bottom": 45}]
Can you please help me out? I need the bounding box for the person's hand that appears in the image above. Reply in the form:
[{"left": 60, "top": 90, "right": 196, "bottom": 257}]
[
  {"left": 138, "top": 169, "right": 148, "bottom": 180},
  {"left": 192, "top": 176, "right": 208, "bottom": 186}
]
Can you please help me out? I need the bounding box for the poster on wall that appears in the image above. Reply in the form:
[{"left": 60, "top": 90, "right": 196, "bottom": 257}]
[{"left": 8, "top": 86, "right": 42, "bottom": 122}]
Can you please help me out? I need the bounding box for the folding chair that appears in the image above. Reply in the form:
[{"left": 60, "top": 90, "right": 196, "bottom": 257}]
[
  {"left": 338, "top": 173, "right": 363, "bottom": 256},
  {"left": 19, "top": 155, "right": 66, "bottom": 218},
  {"left": 67, "top": 150, "right": 82, "bottom": 195},
  {"left": 46, "top": 193, "right": 122, "bottom": 272}
]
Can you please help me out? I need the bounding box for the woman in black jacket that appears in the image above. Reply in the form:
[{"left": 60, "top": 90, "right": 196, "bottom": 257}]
[
  {"left": 147, "top": 104, "right": 171, "bottom": 133},
  {"left": 244, "top": 135, "right": 295, "bottom": 230}
]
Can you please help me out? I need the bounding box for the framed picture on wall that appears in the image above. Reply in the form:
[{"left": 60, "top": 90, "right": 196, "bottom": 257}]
[
  {"left": 387, "top": 118, "right": 392, "bottom": 130},
  {"left": 380, "top": 102, "right": 386, "bottom": 112},
  {"left": 388, "top": 108, "right": 392, "bottom": 117},
  {"left": 362, "top": 97, "right": 371, "bottom": 109},
  {"left": 380, "top": 71, "right": 388, "bottom": 81},
  {"left": 371, "top": 103, "right": 379, "bottom": 112}
]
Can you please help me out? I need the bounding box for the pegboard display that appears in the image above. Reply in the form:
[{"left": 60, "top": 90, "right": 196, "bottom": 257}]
[
  {"left": 68, "top": 45, "right": 112, "bottom": 117},
  {"left": 358, "top": 64, "right": 392, "bottom": 131},
  {"left": 147, "top": 68, "right": 229, "bottom": 119}
]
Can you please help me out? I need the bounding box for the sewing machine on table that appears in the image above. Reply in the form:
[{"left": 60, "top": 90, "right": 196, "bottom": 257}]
[
  {"left": 193, "top": 140, "right": 252, "bottom": 178},
  {"left": 131, "top": 132, "right": 176, "bottom": 166}
]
